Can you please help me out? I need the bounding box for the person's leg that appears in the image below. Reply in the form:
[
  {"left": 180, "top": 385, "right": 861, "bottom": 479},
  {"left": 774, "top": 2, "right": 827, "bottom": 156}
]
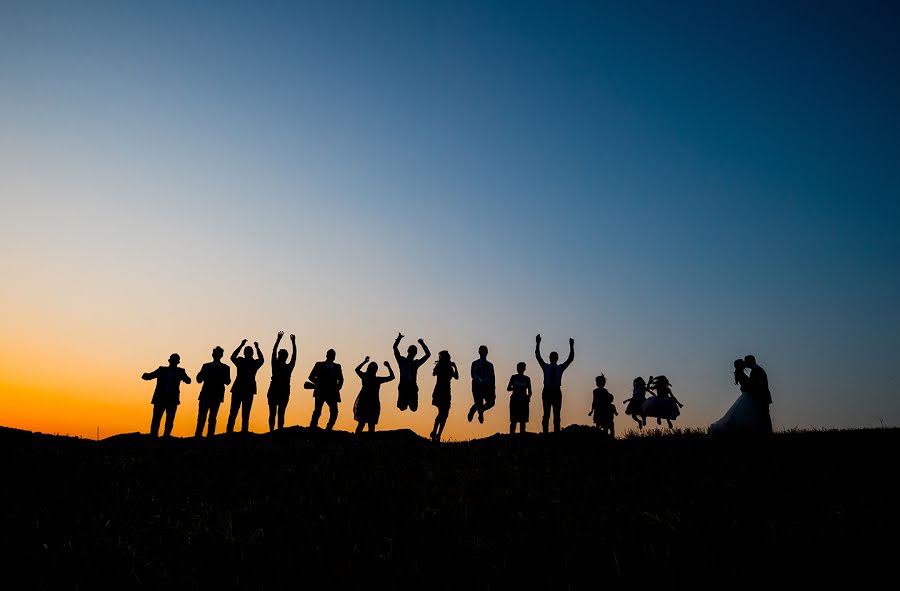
[
  {"left": 519, "top": 421, "right": 527, "bottom": 434},
  {"left": 552, "top": 396, "right": 561, "bottom": 433},
  {"left": 163, "top": 404, "right": 177, "bottom": 437},
  {"left": 226, "top": 395, "right": 241, "bottom": 433},
  {"left": 195, "top": 402, "right": 209, "bottom": 438},
  {"left": 356, "top": 421, "right": 364, "bottom": 433},
  {"left": 277, "top": 402, "right": 286, "bottom": 430},
  {"left": 268, "top": 401, "right": 276, "bottom": 432},
  {"left": 367, "top": 422, "right": 375, "bottom": 433},
  {"left": 241, "top": 395, "right": 253, "bottom": 433},
  {"left": 409, "top": 385, "right": 419, "bottom": 412},
  {"left": 510, "top": 422, "right": 515, "bottom": 434},
  {"left": 541, "top": 395, "right": 551, "bottom": 434},
  {"left": 150, "top": 404, "right": 164, "bottom": 437},
  {"left": 325, "top": 400, "right": 338, "bottom": 430},
  {"left": 483, "top": 394, "right": 495, "bottom": 413},
  {"left": 207, "top": 402, "right": 220, "bottom": 437},
  {"left": 310, "top": 397, "right": 324, "bottom": 428}
]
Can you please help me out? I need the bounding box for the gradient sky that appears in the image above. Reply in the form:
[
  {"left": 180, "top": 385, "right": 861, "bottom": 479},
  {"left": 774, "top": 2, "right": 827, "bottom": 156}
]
[{"left": 2, "top": 0, "right": 899, "bottom": 439}]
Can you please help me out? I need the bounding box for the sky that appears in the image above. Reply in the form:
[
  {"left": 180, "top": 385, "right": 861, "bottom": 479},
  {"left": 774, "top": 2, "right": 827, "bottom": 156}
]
[{"left": 1, "top": 0, "right": 899, "bottom": 439}]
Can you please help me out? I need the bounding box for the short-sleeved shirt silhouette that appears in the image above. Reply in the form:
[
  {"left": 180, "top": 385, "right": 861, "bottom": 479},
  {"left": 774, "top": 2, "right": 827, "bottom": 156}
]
[
  {"left": 396, "top": 355, "right": 427, "bottom": 385},
  {"left": 197, "top": 361, "right": 232, "bottom": 404},
  {"left": 232, "top": 356, "right": 264, "bottom": 396},
  {"left": 471, "top": 358, "right": 496, "bottom": 393}
]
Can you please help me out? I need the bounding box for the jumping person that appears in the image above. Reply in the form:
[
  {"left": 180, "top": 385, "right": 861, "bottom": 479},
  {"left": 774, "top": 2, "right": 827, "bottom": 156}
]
[
  {"left": 353, "top": 357, "right": 395, "bottom": 433},
  {"left": 535, "top": 334, "right": 575, "bottom": 433},
  {"left": 142, "top": 353, "right": 191, "bottom": 437},
  {"left": 393, "top": 333, "right": 431, "bottom": 412},
  {"left": 267, "top": 331, "right": 297, "bottom": 432},
  {"left": 195, "top": 346, "right": 231, "bottom": 437}
]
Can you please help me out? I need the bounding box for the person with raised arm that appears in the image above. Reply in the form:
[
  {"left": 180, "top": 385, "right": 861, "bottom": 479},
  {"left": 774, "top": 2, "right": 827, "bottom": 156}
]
[
  {"left": 267, "top": 331, "right": 297, "bottom": 432},
  {"left": 142, "top": 353, "right": 191, "bottom": 437},
  {"left": 535, "top": 334, "right": 574, "bottom": 433},
  {"left": 468, "top": 345, "right": 496, "bottom": 424},
  {"left": 393, "top": 332, "right": 431, "bottom": 412},
  {"left": 353, "top": 357, "right": 395, "bottom": 433},
  {"left": 308, "top": 348, "right": 344, "bottom": 430},
  {"left": 227, "top": 339, "right": 264, "bottom": 433},
  {"left": 195, "top": 346, "right": 231, "bottom": 437}
]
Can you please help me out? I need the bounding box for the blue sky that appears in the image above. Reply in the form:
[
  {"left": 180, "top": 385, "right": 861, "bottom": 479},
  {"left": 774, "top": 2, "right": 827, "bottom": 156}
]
[{"left": 1, "top": 1, "right": 899, "bottom": 436}]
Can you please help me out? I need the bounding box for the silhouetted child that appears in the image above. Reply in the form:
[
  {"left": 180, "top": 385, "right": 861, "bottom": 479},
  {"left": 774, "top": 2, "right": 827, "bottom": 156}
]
[
  {"left": 353, "top": 357, "right": 395, "bottom": 433},
  {"left": 623, "top": 377, "right": 649, "bottom": 430},
  {"left": 506, "top": 362, "right": 532, "bottom": 434},
  {"left": 588, "top": 374, "right": 617, "bottom": 436},
  {"left": 643, "top": 375, "right": 683, "bottom": 429},
  {"left": 430, "top": 351, "right": 458, "bottom": 441}
]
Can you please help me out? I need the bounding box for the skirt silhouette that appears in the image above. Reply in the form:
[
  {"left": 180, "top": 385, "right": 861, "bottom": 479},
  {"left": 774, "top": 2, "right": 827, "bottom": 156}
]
[{"left": 641, "top": 397, "right": 680, "bottom": 420}]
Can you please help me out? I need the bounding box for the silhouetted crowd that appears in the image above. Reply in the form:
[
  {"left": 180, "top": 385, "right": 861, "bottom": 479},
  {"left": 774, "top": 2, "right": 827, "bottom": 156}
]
[{"left": 143, "top": 332, "right": 773, "bottom": 440}]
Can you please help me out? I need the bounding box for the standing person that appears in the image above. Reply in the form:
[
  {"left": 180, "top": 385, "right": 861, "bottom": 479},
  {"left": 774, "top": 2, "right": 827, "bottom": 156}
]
[
  {"left": 353, "top": 357, "right": 395, "bottom": 433},
  {"left": 709, "top": 359, "right": 763, "bottom": 436},
  {"left": 535, "top": 334, "right": 575, "bottom": 433},
  {"left": 267, "top": 331, "right": 297, "bottom": 432},
  {"left": 588, "top": 374, "right": 617, "bottom": 437},
  {"left": 227, "top": 339, "right": 264, "bottom": 434},
  {"left": 308, "top": 349, "right": 344, "bottom": 430},
  {"left": 623, "top": 377, "right": 649, "bottom": 430},
  {"left": 744, "top": 355, "right": 773, "bottom": 434},
  {"left": 195, "top": 346, "right": 231, "bottom": 437},
  {"left": 393, "top": 333, "right": 431, "bottom": 412},
  {"left": 430, "top": 351, "right": 458, "bottom": 441},
  {"left": 142, "top": 353, "right": 191, "bottom": 437},
  {"left": 506, "top": 362, "right": 532, "bottom": 434},
  {"left": 468, "top": 345, "right": 496, "bottom": 424}
]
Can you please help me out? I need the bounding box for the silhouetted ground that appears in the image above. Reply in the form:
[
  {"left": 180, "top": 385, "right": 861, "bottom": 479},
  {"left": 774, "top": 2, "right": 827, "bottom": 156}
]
[{"left": 1, "top": 425, "right": 896, "bottom": 589}]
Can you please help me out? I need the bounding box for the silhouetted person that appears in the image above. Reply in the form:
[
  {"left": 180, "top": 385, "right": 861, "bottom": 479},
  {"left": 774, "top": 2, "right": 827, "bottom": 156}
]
[
  {"left": 507, "top": 362, "right": 532, "bottom": 434},
  {"left": 353, "top": 357, "right": 395, "bottom": 433},
  {"left": 642, "top": 375, "right": 683, "bottom": 429},
  {"left": 142, "top": 353, "right": 191, "bottom": 437},
  {"left": 430, "top": 350, "right": 458, "bottom": 441},
  {"left": 267, "top": 331, "right": 297, "bottom": 432},
  {"left": 709, "top": 359, "right": 764, "bottom": 436},
  {"left": 227, "top": 339, "right": 264, "bottom": 433},
  {"left": 195, "top": 346, "right": 232, "bottom": 437},
  {"left": 623, "top": 377, "right": 649, "bottom": 430},
  {"left": 309, "top": 349, "right": 343, "bottom": 430},
  {"left": 589, "top": 374, "right": 617, "bottom": 437},
  {"left": 744, "top": 355, "right": 773, "bottom": 434},
  {"left": 535, "top": 334, "right": 574, "bottom": 433},
  {"left": 467, "top": 345, "right": 496, "bottom": 424},
  {"left": 393, "top": 333, "right": 431, "bottom": 412}
]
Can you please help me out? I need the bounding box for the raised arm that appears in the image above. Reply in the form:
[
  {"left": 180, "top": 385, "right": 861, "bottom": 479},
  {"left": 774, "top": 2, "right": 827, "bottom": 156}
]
[
  {"left": 381, "top": 361, "right": 395, "bottom": 383},
  {"left": 534, "top": 334, "right": 546, "bottom": 369},
  {"left": 418, "top": 339, "right": 431, "bottom": 364},
  {"left": 231, "top": 340, "right": 246, "bottom": 363},
  {"left": 561, "top": 338, "right": 575, "bottom": 370},
  {"left": 355, "top": 356, "right": 370, "bottom": 379},
  {"left": 289, "top": 334, "right": 297, "bottom": 368},
  {"left": 393, "top": 332, "right": 404, "bottom": 363},
  {"left": 272, "top": 332, "right": 283, "bottom": 368},
  {"left": 254, "top": 341, "right": 264, "bottom": 365}
]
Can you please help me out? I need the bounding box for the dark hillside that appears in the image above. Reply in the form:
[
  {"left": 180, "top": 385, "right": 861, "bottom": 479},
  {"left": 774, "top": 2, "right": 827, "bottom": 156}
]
[{"left": 1, "top": 426, "right": 896, "bottom": 588}]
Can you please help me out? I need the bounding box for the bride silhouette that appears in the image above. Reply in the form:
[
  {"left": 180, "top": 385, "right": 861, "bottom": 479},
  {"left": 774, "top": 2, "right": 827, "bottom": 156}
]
[{"left": 709, "top": 359, "right": 765, "bottom": 435}]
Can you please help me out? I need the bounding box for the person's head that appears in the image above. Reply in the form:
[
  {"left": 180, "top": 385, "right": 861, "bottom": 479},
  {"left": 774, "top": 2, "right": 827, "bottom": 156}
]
[
  {"left": 744, "top": 355, "right": 757, "bottom": 368},
  {"left": 278, "top": 349, "right": 288, "bottom": 363},
  {"left": 654, "top": 375, "right": 670, "bottom": 387},
  {"left": 244, "top": 346, "right": 253, "bottom": 358},
  {"left": 633, "top": 376, "right": 646, "bottom": 388},
  {"left": 734, "top": 358, "right": 745, "bottom": 370},
  {"left": 367, "top": 362, "right": 378, "bottom": 375},
  {"left": 168, "top": 353, "right": 180, "bottom": 366},
  {"left": 549, "top": 351, "right": 559, "bottom": 364},
  {"left": 438, "top": 350, "right": 450, "bottom": 363},
  {"left": 478, "top": 345, "right": 488, "bottom": 358},
  {"left": 596, "top": 374, "right": 606, "bottom": 388},
  {"left": 212, "top": 346, "right": 224, "bottom": 361},
  {"left": 407, "top": 345, "right": 418, "bottom": 358},
  {"left": 326, "top": 349, "right": 336, "bottom": 362},
  {"left": 516, "top": 361, "right": 526, "bottom": 374}
]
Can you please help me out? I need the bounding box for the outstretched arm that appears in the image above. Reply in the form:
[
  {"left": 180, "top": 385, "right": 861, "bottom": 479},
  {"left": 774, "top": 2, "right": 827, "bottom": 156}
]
[
  {"left": 561, "top": 338, "right": 575, "bottom": 370},
  {"left": 231, "top": 340, "right": 246, "bottom": 363},
  {"left": 272, "top": 332, "right": 283, "bottom": 368},
  {"left": 418, "top": 339, "right": 431, "bottom": 364},
  {"left": 142, "top": 368, "right": 160, "bottom": 380},
  {"left": 254, "top": 341, "right": 264, "bottom": 364},
  {"left": 534, "top": 334, "right": 546, "bottom": 368},
  {"left": 393, "top": 333, "right": 403, "bottom": 363},
  {"left": 355, "top": 357, "right": 369, "bottom": 379},
  {"left": 289, "top": 334, "right": 297, "bottom": 368}
]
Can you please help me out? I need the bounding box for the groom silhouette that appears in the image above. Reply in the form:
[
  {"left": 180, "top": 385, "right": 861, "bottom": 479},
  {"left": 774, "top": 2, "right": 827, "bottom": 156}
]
[{"left": 744, "top": 355, "right": 772, "bottom": 434}]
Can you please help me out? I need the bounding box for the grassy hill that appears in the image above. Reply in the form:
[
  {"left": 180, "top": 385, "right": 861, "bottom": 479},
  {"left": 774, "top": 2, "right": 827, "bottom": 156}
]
[{"left": 1, "top": 425, "right": 895, "bottom": 588}]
